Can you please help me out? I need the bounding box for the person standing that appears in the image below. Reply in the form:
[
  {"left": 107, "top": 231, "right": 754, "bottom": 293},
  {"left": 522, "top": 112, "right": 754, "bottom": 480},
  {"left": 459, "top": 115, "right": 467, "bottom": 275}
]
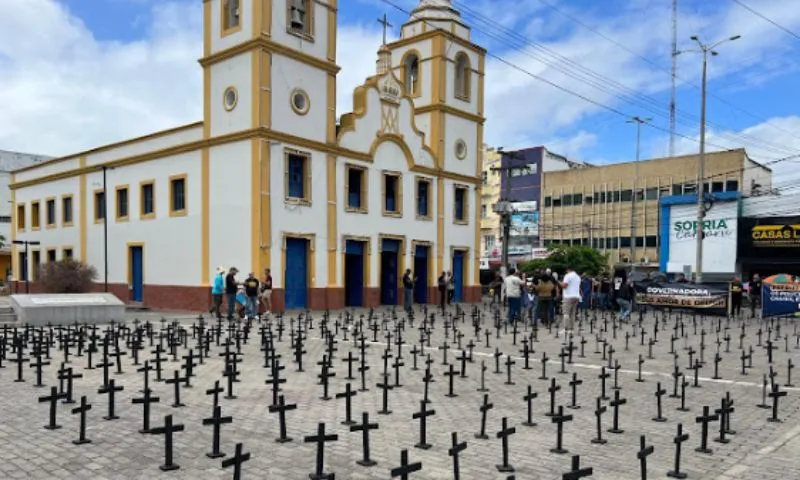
[
  {"left": 598, "top": 276, "right": 611, "bottom": 310},
  {"left": 616, "top": 278, "right": 634, "bottom": 322},
  {"left": 730, "top": 275, "right": 743, "bottom": 317},
  {"left": 749, "top": 273, "right": 762, "bottom": 317},
  {"left": 260, "top": 268, "right": 273, "bottom": 314},
  {"left": 210, "top": 266, "right": 225, "bottom": 319},
  {"left": 504, "top": 268, "right": 523, "bottom": 324},
  {"left": 560, "top": 267, "right": 582, "bottom": 335},
  {"left": 225, "top": 267, "right": 239, "bottom": 320},
  {"left": 447, "top": 271, "right": 455, "bottom": 304},
  {"left": 243, "top": 272, "right": 260, "bottom": 320},
  {"left": 437, "top": 272, "right": 447, "bottom": 312},
  {"left": 402, "top": 269, "right": 415, "bottom": 313},
  {"left": 534, "top": 274, "right": 556, "bottom": 327}
]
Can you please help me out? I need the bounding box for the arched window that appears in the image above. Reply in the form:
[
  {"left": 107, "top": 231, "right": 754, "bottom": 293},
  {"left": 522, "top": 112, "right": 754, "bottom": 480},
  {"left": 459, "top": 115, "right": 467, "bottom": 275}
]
[
  {"left": 223, "top": 0, "right": 240, "bottom": 31},
  {"left": 454, "top": 53, "right": 470, "bottom": 100},
  {"left": 404, "top": 54, "right": 420, "bottom": 97}
]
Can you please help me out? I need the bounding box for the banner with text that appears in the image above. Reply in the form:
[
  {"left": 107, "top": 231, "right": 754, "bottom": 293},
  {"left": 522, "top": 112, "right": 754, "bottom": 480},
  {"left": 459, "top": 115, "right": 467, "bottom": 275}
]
[
  {"left": 761, "top": 274, "right": 800, "bottom": 317},
  {"left": 634, "top": 281, "right": 729, "bottom": 315}
]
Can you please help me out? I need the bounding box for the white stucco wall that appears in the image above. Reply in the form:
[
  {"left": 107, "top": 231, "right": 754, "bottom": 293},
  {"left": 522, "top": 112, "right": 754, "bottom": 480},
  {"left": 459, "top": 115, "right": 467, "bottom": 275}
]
[
  {"left": 442, "top": 113, "right": 478, "bottom": 176},
  {"left": 269, "top": 0, "right": 330, "bottom": 62},
  {"left": 209, "top": 0, "right": 254, "bottom": 54},
  {"left": 14, "top": 176, "right": 81, "bottom": 261},
  {"left": 270, "top": 55, "right": 329, "bottom": 144},
  {"left": 210, "top": 53, "right": 253, "bottom": 138}
]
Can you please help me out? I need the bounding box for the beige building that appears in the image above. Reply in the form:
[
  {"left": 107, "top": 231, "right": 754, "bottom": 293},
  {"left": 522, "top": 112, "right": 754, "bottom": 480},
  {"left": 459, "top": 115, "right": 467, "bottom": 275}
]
[
  {"left": 479, "top": 145, "right": 502, "bottom": 258},
  {"left": 540, "top": 148, "right": 772, "bottom": 267}
]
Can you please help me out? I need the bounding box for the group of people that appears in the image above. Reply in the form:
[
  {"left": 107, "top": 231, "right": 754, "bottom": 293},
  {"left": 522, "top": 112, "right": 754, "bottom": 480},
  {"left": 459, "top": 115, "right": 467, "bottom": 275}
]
[
  {"left": 401, "top": 269, "right": 460, "bottom": 313},
  {"left": 209, "top": 266, "right": 273, "bottom": 321}
]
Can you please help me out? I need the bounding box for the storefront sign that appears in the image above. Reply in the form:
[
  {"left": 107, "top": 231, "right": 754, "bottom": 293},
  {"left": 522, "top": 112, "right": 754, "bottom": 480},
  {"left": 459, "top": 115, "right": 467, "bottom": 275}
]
[
  {"left": 738, "top": 217, "right": 800, "bottom": 259},
  {"left": 667, "top": 202, "right": 737, "bottom": 273},
  {"left": 761, "top": 273, "right": 800, "bottom": 317},
  {"left": 634, "top": 281, "right": 728, "bottom": 315}
]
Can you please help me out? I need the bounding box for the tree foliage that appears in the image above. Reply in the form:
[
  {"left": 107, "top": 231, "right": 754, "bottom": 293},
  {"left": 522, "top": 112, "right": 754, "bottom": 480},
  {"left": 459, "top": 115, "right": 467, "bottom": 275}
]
[
  {"left": 519, "top": 244, "right": 608, "bottom": 277},
  {"left": 37, "top": 259, "right": 98, "bottom": 294}
]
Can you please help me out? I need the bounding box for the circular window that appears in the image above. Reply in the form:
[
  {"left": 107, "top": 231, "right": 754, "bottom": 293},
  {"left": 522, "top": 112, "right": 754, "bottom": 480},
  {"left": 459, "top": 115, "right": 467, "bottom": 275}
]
[
  {"left": 455, "top": 139, "right": 468, "bottom": 160},
  {"left": 291, "top": 89, "right": 310, "bottom": 115},
  {"left": 223, "top": 86, "right": 238, "bottom": 111}
]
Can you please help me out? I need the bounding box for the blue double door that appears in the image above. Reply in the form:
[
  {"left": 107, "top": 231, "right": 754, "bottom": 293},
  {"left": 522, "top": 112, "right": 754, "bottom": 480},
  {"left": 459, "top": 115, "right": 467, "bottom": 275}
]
[
  {"left": 129, "top": 246, "right": 144, "bottom": 302},
  {"left": 344, "top": 240, "right": 365, "bottom": 307},
  {"left": 452, "top": 250, "right": 465, "bottom": 302},
  {"left": 380, "top": 239, "right": 400, "bottom": 305},
  {"left": 285, "top": 238, "right": 309, "bottom": 310}
]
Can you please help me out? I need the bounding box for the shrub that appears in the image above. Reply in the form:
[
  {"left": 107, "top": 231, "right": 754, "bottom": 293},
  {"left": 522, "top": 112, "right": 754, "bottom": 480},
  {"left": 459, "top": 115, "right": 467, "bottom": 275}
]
[{"left": 37, "top": 259, "right": 98, "bottom": 294}]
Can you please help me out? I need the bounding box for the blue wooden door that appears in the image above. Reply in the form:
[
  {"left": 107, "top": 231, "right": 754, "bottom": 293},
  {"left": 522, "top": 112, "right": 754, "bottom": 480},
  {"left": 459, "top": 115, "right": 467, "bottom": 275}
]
[
  {"left": 452, "top": 250, "right": 464, "bottom": 302},
  {"left": 413, "top": 245, "right": 428, "bottom": 304},
  {"left": 380, "top": 239, "right": 400, "bottom": 305},
  {"left": 345, "top": 240, "right": 364, "bottom": 307},
  {"left": 130, "top": 246, "right": 144, "bottom": 302},
  {"left": 19, "top": 253, "right": 28, "bottom": 281},
  {"left": 284, "top": 238, "right": 308, "bottom": 309}
]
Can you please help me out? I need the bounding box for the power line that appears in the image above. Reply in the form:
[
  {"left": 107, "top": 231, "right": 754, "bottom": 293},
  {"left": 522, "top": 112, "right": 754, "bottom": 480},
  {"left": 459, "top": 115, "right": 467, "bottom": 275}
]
[{"left": 730, "top": 0, "right": 800, "bottom": 42}]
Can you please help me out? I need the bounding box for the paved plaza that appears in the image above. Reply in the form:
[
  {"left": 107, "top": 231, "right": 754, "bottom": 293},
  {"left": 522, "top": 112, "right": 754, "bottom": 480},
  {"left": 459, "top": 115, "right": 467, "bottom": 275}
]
[{"left": 1, "top": 301, "right": 800, "bottom": 479}]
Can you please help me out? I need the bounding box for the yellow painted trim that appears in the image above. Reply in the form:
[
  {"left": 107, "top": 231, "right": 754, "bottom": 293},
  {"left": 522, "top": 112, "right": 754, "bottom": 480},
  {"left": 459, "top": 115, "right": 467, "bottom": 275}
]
[
  {"left": 454, "top": 52, "right": 472, "bottom": 101},
  {"left": 79, "top": 157, "right": 87, "bottom": 261},
  {"left": 327, "top": 1, "right": 337, "bottom": 62},
  {"left": 10, "top": 175, "right": 17, "bottom": 278},
  {"left": 168, "top": 173, "right": 189, "bottom": 217},
  {"left": 414, "top": 175, "right": 434, "bottom": 221},
  {"left": 381, "top": 170, "right": 403, "bottom": 218},
  {"left": 387, "top": 28, "right": 487, "bottom": 54},
  {"left": 344, "top": 163, "right": 368, "bottom": 213},
  {"left": 61, "top": 194, "right": 74, "bottom": 227},
  {"left": 262, "top": 0, "right": 272, "bottom": 38},
  {"left": 13, "top": 122, "right": 203, "bottom": 176},
  {"left": 253, "top": 0, "right": 263, "bottom": 39},
  {"left": 251, "top": 139, "right": 260, "bottom": 275},
  {"left": 221, "top": 0, "right": 243, "bottom": 38},
  {"left": 114, "top": 184, "right": 130, "bottom": 222},
  {"left": 473, "top": 188, "right": 481, "bottom": 284},
  {"left": 30, "top": 199, "right": 41, "bottom": 231},
  {"left": 62, "top": 246, "right": 75, "bottom": 259},
  {"left": 283, "top": 147, "right": 312, "bottom": 205},
  {"left": 259, "top": 49, "right": 272, "bottom": 128},
  {"left": 201, "top": 149, "right": 210, "bottom": 285},
  {"left": 415, "top": 103, "right": 484, "bottom": 124},
  {"left": 44, "top": 196, "right": 57, "bottom": 229},
  {"left": 139, "top": 179, "right": 156, "bottom": 220},
  {"left": 326, "top": 74, "right": 336, "bottom": 142},
  {"left": 400, "top": 49, "right": 423, "bottom": 98},
  {"left": 477, "top": 53, "right": 485, "bottom": 118},
  {"left": 281, "top": 232, "right": 316, "bottom": 289},
  {"left": 341, "top": 235, "right": 370, "bottom": 289},
  {"left": 326, "top": 154, "right": 337, "bottom": 286},
  {"left": 258, "top": 139, "right": 271, "bottom": 271},
  {"left": 92, "top": 189, "right": 105, "bottom": 224},
  {"left": 436, "top": 177, "right": 445, "bottom": 275},
  {"left": 15, "top": 202, "right": 25, "bottom": 232},
  {"left": 452, "top": 183, "right": 470, "bottom": 225},
  {"left": 126, "top": 242, "right": 145, "bottom": 286},
  {"left": 199, "top": 36, "right": 340, "bottom": 75},
  {"left": 369, "top": 134, "right": 415, "bottom": 171},
  {"left": 203, "top": 0, "right": 212, "bottom": 57}
]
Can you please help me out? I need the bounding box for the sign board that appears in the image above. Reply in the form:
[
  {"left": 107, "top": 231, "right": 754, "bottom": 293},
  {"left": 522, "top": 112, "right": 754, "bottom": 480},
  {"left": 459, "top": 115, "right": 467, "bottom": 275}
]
[
  {"left": 511, "top": 201, "right": 537, "bottom": 212},
  {"left": 634, "top": 281, "right": 729, "bottom": 315},
  {"left": 761, "top": 274, "right": 800, "bottom": 317},
  {"left": 511, "top": 211, "right": 539, "bottom": 236},
  {"left": 667, "top": 202, "right": 737, "bottom": 273},
  {"left": 738, "top": 216, "right": 800, "bottom": 259},
  {"left": 531, "top": 248, "right": 550, "bottom": 259}
]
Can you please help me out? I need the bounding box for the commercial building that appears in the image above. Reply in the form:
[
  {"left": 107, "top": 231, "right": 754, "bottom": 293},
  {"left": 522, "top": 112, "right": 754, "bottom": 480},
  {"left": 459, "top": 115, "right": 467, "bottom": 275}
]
[
  {"left": 479, "top": 146, "right": 501, "bottom": 266},
  {"left": 541, "top": 148, "right": 772, "bottom": 267},
  {"left": 10, "top": 0, "right": 485, "bottom": 311},
  {"left": 0, "top": 150, "right": 51, "bottom": 280},
  {"left": 737, "top": 195, "right": 800, "bottom": 278}
]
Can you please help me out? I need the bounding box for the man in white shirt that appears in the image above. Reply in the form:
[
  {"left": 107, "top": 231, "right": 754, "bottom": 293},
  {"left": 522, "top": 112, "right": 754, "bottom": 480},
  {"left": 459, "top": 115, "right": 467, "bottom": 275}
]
[
  {"left": 560, "top": 267, "right": 582, "bottom": 334},
  {"left": 504, "top": 268, "right": 523, "bottom": 324}
]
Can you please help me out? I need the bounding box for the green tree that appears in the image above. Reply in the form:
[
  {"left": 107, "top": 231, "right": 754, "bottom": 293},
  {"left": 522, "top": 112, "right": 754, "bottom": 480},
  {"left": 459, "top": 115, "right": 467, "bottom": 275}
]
[{"left": 519, "top": 244, "right": 608, "bottom": 277}]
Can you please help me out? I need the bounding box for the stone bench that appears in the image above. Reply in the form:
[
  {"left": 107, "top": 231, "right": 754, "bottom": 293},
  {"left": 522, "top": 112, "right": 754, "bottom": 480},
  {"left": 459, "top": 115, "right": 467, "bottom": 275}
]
[{"left": 9, "top": 293, "right": 126, "bottom": 326}]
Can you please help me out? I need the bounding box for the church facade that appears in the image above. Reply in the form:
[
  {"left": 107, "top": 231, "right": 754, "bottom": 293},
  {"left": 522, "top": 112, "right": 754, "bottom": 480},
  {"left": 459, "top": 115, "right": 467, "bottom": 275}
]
[{"left": 9, "top": 0, "right": 486, "bottom": 312}]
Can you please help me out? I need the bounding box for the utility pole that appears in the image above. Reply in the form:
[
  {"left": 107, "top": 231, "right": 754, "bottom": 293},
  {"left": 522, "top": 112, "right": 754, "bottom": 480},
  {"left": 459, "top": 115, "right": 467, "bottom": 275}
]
[
  {"left": 627, "top": 116, "right": 650, "bottom": 271},
  {"left": 492, "top": 148, "right": 523, "bottom": 274},
  {"left": 684, "top": 34, "right": 740, "bottom": 283},
  {"left": 669, "top": 0, "right": 678, "bottom": 157}
]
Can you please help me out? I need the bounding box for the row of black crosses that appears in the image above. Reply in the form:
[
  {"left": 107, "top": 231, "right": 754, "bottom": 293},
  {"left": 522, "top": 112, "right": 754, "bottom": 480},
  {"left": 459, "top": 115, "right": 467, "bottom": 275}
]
[{"left": 1, "top": 299, "right": 797, "bottom": 479}]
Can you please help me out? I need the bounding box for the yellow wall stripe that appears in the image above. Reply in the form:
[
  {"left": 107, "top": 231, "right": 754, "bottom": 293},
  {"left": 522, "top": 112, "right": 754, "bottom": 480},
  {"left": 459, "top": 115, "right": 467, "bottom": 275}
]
[{"left": 79, "top": 156, "right": 87, "bottom": 262}]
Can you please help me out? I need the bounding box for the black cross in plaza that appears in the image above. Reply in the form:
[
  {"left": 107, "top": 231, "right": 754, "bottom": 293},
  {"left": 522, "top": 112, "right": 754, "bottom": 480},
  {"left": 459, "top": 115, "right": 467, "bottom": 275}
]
[
  {"left": 203, "top": 405, "right": 234, "bottom": 459},
  {"left": 221, "top": 442, "right": 251, "bottom": 480},
  {"left": 448, "top": 432, "right": 468, "bottom": 480},
  {"left": 98, "top": 378, "right": 124, "bottom": 420},
  {"left": 637, "top": 435, "right": 654, "bottom": 480},
  {"left": 132, "top": 388, "right": 161, "bottom": 433},
  {"left": 350, "top": 411, "right": 379, "bottom": 467},
  {"left": 562, "top": 455, "right": 593, "bottom": 480},
  {"left": 304, "top": 422, "right": 338, "bottom": 480},
  {"left": 268, "top": 394, "right": 297, "bottom": 443},
  {"left": 39, "top": 386, "right": 67, "bottom": 430},
  {"left": 391, "top": 449, "right": 422, "bottom": 480},
  {"left": 149, "top": 414, "right": 185, "bottom": 471}
]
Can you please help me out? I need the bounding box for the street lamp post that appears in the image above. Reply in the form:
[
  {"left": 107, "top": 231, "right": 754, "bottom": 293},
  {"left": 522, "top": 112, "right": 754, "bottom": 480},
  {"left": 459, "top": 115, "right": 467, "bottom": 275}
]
[
  {"left": 492, "top": 148, "right": 524, "bottom": 274},
  {"left": 12, "top": 239, "right": 41, "bottom": 293},
  {"left": 627, "top": 116, "right": 651, "bottom": 272},
  {"left": 683, "top": 34, "right": 740, "bottom": 283}
]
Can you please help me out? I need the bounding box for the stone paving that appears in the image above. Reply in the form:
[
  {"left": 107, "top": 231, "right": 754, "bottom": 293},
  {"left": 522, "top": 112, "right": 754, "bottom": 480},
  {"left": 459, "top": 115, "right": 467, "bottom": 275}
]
[{"left": 1, "top": 301, "right": 799, "bottom": 479}]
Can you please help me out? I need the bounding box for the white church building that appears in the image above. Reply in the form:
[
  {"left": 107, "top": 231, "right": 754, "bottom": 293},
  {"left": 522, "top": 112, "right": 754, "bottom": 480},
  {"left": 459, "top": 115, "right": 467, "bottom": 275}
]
[{"left": 9, "top": 0, "right": 486, "bottom": 312}]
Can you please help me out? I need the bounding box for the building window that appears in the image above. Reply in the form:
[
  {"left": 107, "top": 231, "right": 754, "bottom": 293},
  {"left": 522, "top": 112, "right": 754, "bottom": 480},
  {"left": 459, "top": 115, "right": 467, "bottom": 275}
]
[
  {"left": 45, "top": 198, "right": 56, "bottom": 228},
  {"left": 47, "top": 248, "right": 57, "bottom": 264},
  {"left": 169, "top": 175, "right": 187, "bottom": 216},
  {"left": 635, "top": 237, "right": 645, "bottom": 248},
  {"left": 63, "top": 248, "right": 74, "bottom": 259},
  {"left": 726, "top": 180, "right": 739, "bottom": 192},
  {"left": 62, "top": 196, "right": 73, "bottom": 226},
  {"left": 454, "top": 185, "right": 468, "bottom": 224},
  {"left": 222, "top": 0, "right": 240, "bottom": 32},
  {"left": 16, "top": 203, "right": 25, "bottom": 231},
  {"left": 572, "top": 193, "right": 582, "bottom": 205},
  {"left": 223, "top": 86, "right": 238, "bottom": 111},
  {"left": 712, "top": 181, "right": 724, "bottom": 193},
  {"left": 383, "top": 172, "right": 402, "bottom": 216},
  {"left": 645, "top": 236, "right": 657, "bottom": 247},
  {"left": 290, "top": 89, "right": 310, "bottom": 116},
  {"left": 481, "top": 171, "right": 488, "bottom": 185},
  {"left": 403, "top": 53, "right": 420, "bottom": 97},
  {"left": 18, "top": 252, "right": 27, "bottom": 281},
  {"left": 31, "top": 250, "right": 41, "bottom": 281},
  {"left": 620, "top": 237, "right": 631, "bottom": 248},
  {"left": 416, "top": 177, "right": 431, "bottom": 219},
  {"left": 31, "top": 201, "right": 41, "bottom": 230},
  {"left": 285, "top": 149, "right": 311, "bottom": 204},
  {"left": 544, "top": 196, "right": 552, "bottom": 208},
  {"left": 481, "top": 204, "right": 487, "bottom": 218},
  {"left": 484, "top": 235, "right": 495, "bottom": 251},
  {"left": 94, "top": 191, "right": 105, "bottom": 222},
  {"left": 683, "top": 183, "right": 697, "bottom": 194},
  {"left": 345, "top": 165, "right": 367, "bottom": 212},
  {"left": 454, "top": 52, "right": 471, "bottom": 100},
  {"left": 116, "top": 186, "right": 129, "bottom": 221},
  {"left": 287, "top": 0, "right": 313, "bottom": 39},
  {"left": 552, "top": 197, "right": 561, "bottom": 207},
  {"left": 621, "top": 189, "right": 632, "bottom": 202},
  {"left": 645, "top": 188, "right": 658, "bottom": 200},
  {"left": 0, "top": 216, "right": 9, "bottom": 223},
  {"left": 563, "top": 195, "right": 572, "bottom": 207}
]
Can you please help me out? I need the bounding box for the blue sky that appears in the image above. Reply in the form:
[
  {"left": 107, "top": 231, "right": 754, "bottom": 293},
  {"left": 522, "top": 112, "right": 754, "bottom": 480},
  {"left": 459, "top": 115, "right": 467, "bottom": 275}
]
[{"left": 2, "top": 0, "right": 800, "bottom": 178}]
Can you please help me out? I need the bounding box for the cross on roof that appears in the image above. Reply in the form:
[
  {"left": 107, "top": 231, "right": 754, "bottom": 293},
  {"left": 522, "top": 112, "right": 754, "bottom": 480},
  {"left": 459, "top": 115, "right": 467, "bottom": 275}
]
[{"left": 378, "top": 13, "right": 393, "bottom": 45}]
